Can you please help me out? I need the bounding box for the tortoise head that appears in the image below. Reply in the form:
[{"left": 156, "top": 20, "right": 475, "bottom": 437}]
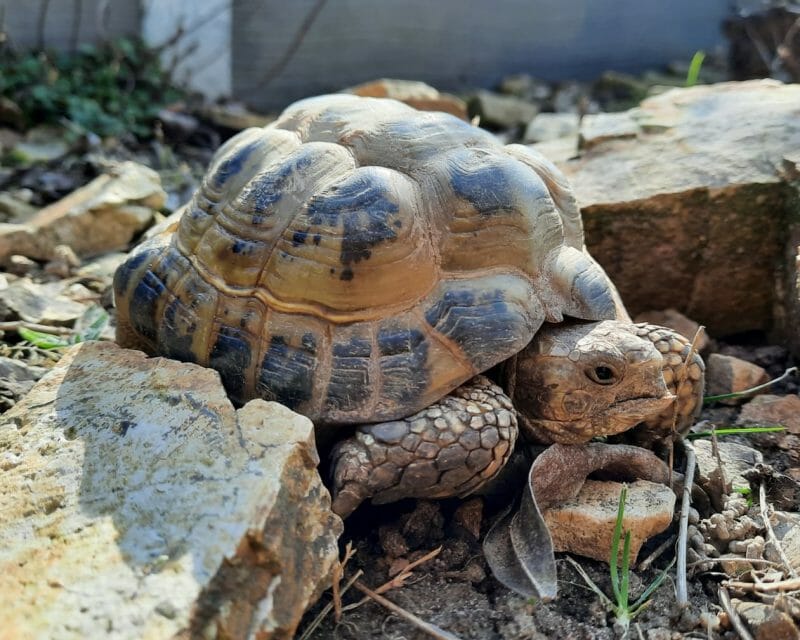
[{"left": 512, "top": 320, "right": 676, "bottom": 444}]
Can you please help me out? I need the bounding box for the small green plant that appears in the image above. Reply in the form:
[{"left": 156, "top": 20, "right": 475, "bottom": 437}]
[
  {"left": 0, "top": 38, "right": 184, "bottom": 138},
  {"left": 733, "top": 486, "right": 754, "bottom": 507},
  {"left": 568, "top": 485, "right": 674, "bottom": 635},
  {"left": 17, "top": 306, "right": 110, "bottom": 349},
  {"left": 685, "top": 51, "right": 706, "bottom": 87},
  {"left": 687, "top": 425, "right": 785, "bottom": 440}
]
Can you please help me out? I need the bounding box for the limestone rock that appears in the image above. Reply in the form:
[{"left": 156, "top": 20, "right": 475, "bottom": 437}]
[
  {"left": 523, "top": 113, "right": 579, "bottom": 143},
  {"left": 0, "top": 356, "right": 48, "bottom": 411},
  {"left": 347, "top": 78, "right": 468, "bottom": 120},
  {"left": 557, "top": 80, "right": 800, "bottom": 352},
  {"left": 734, "top": 601, "right": 799, "bottom": 640},
  {"left": 634, "top": 308, "right": 709, "bottom": 352},
  {"left": 3, "top": 278, "right": 89, "bottom": 325},
  {"left": 543, "top": 479, "right": 675, "bottom": 563},
  {"left": 693, "top": 440, "right": 763, "bottom": 493},
  {"left": 0, "top": 162, "right": 165, "bottom": 265},
  {"left": 0, "top": 342, "right": 342, "bottom": 640},
  {"left": 579, "top": 111, "right": 639, "bottom": 149},
  {"left": 469, "top": 90, "right": 539, "bottom": 129},
  {"left": 738, "top": 394, "right": 800, "bottom": 434},
  {"left": 705, "top": 353, "right": 770, "bottom": 404}
]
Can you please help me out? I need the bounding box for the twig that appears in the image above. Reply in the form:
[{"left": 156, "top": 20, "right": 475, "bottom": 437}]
[
  {"left": 297, "top": 569, "right": 363, "bottom": 640},
  {"left": 341, "top": 546, "right": 442, "bottom": 612},
  {"left": 94, "top": 0, "right": 110, "bottom": 41},
  {"left": 353, "top": 580, "right": 463, "bottom": 640},
  {"left": 70, "top": 0, "right": 82, "bottom": 51},
  {"left": 724, "top": 577, "right": 800, "bottom": 593},
  {"left": 687, "top": 556, "right": 782, "bottom": 569},
  {"left": 676, "top": 439, "right": 696, "bottom": 607},
  {"left": 759, "top": 482, "right": 798, "bottom": 579},
  {"left": 636, "top": 534, "right": 675, "bottom": 572},
  {"left": 718, "top": 586, "right": 754, "bottom": 640},
  {"left": 37, "top": 0, "right": 52, "bottom": 50},
  {"left": 0, "top": 321, "right": 73, "bottom": 335},
  {"left": 703, "top": 366, "right": 797, "bottom": 403},
  {"left": 332, "top": 542, "right": 356, "bottom": 622},
  {"left": 250, "top": 0, "right": 328, "bottom": 90}
]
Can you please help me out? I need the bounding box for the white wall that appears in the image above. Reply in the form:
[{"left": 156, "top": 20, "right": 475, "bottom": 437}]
[{"left": 140, "top": 0, "right": 232, "bottom": 100}]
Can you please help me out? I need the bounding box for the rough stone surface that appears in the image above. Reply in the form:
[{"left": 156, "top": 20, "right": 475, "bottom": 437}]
[
  {"left": 578, "top": 111, "right": 639, "bottom": 149},
  {"left": 693, "top": 440, "right": 763, "bottom": 493},
  {"left": 523, "top": 112, "right": 579, "bottom": 143},
  {"left": 734, "top": 600, "right": 800, "bottom": 640},
  {"left": 3, "top": 278, "right": 89, "bottom": 325},
  {"left": 738, "top": 394, "right": 800, "bottom": 434},
  {"left": 0, "top": 161, "right": 165, "bottom": 265},
  {"left": 469, "top": 90, "right": 539, "bottom": 129},
  {"left": 347, "top": 78, "right": 468, "bottom": 120},
  {"left": 558, "top": 80, "right": 800, "bottom": 351},
  {"left": 705, "top": 353, "right": 770, "bottom": 405},
  {"left": 0, "top": 341, "right": 342, "bottom": 640},
  {"left": 543, "top": 479, "right": 675, "bottom": 563}
]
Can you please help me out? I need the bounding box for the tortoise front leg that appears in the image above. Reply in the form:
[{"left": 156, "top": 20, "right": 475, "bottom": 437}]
[{"left": 330, "top": 376, "right": 518, "bottom": 518}]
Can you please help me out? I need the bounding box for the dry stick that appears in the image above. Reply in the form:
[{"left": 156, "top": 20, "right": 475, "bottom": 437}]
[
  {"left": 70, "top": 0, "right": 82, "bottom": 51},
  {"left": 718, "top": 586, "right": 754, "bottom": 640},
  {"left": 0, "top": 321, "right": 73, "bottom": 335},
  {"left": 687, "top": 556, "right": 782, "bottom": 569},
  {"left": 297, "top": 569, "right": 363, "bottom": 640},
  {"left": 341, "top": 546, "right": 443, "bottom": 612},
  {"left": 332, "top": 542, "right": 356, "bottom": 622},
  {"left": 759, "top": 482, "right": 798, "bottom": 579},
  {"left": 251, "top": 0, "right": 328, "bottom": 90},
  {"left": 676, "top": 439, "right": 696, "bottom": 607},
  {"left": 637, "top": 534, "right": 676, "bottom": 572},
  {"left": 36, "top": 0, "right": 52, "bottom": 50},
  {"left": 353, "top": 581, "right": 464, "bottom": 640},
  {"left": 724, "top": 577, "right": 800, "bottom": 593}
]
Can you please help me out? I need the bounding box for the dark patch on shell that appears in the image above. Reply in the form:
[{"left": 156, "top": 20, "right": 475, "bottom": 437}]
[
  {"left": 209, "top": 326, "right": 253, "bottom": 404},
  {"left": 450, "top": 152, "right": 517, "bottom": 216},
  {"left": 425, "top": 285, "right": 530, "bottom": 371},
  {"left": 307, "top": 172, "right": 400, "bottom": 272},
  {"left": 257, "top": 334, "right": 316, "bottom": 409}
]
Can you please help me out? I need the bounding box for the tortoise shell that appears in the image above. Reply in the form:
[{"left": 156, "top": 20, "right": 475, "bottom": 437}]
[{"left": 114, "top": 94, "right": 619, "bottom": 427}]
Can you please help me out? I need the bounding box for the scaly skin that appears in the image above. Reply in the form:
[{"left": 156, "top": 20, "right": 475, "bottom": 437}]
[{"left": 331, "top": 320, "right": 705, "bottom": 518}]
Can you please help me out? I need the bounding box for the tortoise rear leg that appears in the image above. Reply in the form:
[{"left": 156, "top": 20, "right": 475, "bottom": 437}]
[{"left": 330, "top": 376, "right": 518, "bottom": 518}]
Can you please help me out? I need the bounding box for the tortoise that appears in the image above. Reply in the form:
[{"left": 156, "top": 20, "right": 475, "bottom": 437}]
[{"left": 113, "top": 94, "right": 704, "bottom": 518}]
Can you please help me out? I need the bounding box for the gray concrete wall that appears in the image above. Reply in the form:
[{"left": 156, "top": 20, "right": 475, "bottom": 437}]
[
  {"left": 1, "top": 0, "right": 140, "bottom": 50},
  {"left": 233, "top": 0, "right": 732, "bottom": 111}
]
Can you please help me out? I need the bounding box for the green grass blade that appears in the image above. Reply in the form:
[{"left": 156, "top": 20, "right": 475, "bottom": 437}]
[
  {"left": 17, "top": 327, "right": 70, "bottom": 349},
  {"left": 687, "top": 426, "right": 785, "bottom": 440},
  {"left": 685, "top": 51, "right": 705, "bottom": 87},
  {"left": 619, "top": 531, "right": 631, "bottom": 609},
  {"left": 609, "top": 485, "right": 627, "bottom": 603},
  {"left": 631, "top": 558, "right": 675, "bottom": 610}
]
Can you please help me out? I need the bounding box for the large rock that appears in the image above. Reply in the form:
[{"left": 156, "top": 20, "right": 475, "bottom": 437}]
[
  {"left": 558, "top": 80, "right": 800, "bottom": 354},
  {"left": 0, "top": 342, "right": 342, "bottom": 640},
  {"left": 0, "top": 161, "right": 165, "bottom": 265}
]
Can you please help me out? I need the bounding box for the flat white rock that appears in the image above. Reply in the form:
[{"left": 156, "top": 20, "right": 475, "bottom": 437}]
[{"left": 0, "top": 341, "right": 342, "bottom": 639}]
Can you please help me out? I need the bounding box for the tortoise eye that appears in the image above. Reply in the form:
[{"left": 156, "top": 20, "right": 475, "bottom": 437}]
[{"left": 587, "top": 365, "right": 617, "bottom": 385}]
